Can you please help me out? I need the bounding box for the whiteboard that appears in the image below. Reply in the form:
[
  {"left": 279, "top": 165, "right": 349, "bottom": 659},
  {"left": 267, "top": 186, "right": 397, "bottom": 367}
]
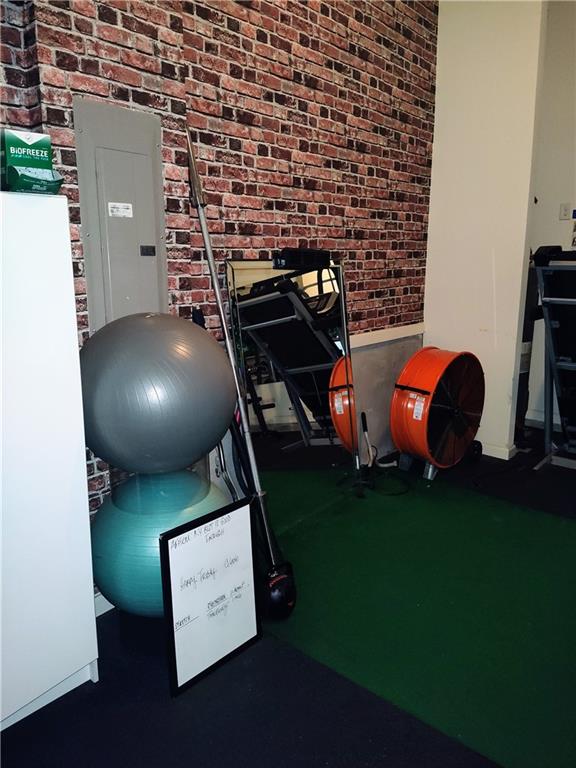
[{"left": 160, "top": 499, "right": 259, "bottom": 693}]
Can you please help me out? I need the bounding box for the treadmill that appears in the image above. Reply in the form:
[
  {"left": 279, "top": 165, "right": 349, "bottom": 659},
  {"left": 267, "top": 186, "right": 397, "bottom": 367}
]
[{"left": 231, "top": 263, "right": 346, "bottom": 445}]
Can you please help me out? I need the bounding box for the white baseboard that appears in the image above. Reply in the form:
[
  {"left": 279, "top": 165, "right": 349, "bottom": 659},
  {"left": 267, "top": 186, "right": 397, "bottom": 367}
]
[
  {"left": 481, "top": 442, "right": 518, "bottom": 461},
  {"left": 1, "top": 662, "right": 98, "bottom": 731},
  {"left": 95, "top": 592, "right": 114, "bottom": 618}
]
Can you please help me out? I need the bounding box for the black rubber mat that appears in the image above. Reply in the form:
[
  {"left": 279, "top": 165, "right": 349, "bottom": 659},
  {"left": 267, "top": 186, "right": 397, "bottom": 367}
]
[
  {"left": 1, "top": 610, "right": 497, "bottom": 768},
  {"left": 441, "top": 427, "right": 575, "bottom": 519}
]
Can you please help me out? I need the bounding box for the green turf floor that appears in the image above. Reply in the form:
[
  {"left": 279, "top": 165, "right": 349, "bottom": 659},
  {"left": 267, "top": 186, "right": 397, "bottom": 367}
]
[{"left": 262, "top": 468, "right": 576, "bottom": 768}]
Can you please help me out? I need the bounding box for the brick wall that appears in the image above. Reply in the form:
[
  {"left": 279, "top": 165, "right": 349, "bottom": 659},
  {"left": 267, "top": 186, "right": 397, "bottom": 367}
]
[
  {"left": 185, "top": 0, "right": 437, "bottom": 332},
  {"left": 1, "top": 1, "right": 42, "bottom": 127},
  {"left": 2, "top": 0, "right": 437, "bottom": 509}
]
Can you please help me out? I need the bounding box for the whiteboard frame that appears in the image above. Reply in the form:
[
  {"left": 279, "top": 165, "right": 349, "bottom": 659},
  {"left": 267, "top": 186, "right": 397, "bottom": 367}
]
[{"left": 159, "top": 498, "right": 261, "bottom": 696}]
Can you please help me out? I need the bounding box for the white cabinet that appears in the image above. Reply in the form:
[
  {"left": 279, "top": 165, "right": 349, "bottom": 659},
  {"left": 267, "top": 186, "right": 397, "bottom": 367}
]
[{"left": 1, "top": 192, "right": 98, "bottom": 729}]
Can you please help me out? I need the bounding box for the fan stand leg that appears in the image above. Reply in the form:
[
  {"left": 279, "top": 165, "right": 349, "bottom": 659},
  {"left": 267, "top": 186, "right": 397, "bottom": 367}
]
[
  {"left": 336, "top": 464, "right": 374, "bottom": 498},
  {"left": 423, "top": 461, "right": 438, "bottom": 483}
]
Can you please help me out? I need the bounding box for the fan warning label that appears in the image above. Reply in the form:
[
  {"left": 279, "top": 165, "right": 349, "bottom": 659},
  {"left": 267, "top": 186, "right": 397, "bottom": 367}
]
[{"left": 412, "top": 395, "right": 425, "bottom": 421}]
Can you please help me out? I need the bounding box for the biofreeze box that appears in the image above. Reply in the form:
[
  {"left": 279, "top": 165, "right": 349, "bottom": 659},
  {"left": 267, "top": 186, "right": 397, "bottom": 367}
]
[{"left": 0, "top": 128, "right": 63, "bottom": 194}]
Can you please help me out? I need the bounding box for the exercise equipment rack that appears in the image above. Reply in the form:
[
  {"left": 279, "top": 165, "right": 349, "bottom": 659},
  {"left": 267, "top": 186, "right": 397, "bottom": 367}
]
[
  {"left": 533, "top": 246, "right": 576, "bottom": 470},
  {"left": 228, "top": 263, "right": 349, "bottom": 449}
]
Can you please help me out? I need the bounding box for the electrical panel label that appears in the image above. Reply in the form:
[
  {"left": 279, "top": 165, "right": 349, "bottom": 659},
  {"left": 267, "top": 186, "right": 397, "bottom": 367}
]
[{"left": 108, "top": 202, "right": 133, "bottom": 218}]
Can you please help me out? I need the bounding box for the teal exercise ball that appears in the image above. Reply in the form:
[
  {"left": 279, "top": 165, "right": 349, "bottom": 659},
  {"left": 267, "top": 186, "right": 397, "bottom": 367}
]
[
  {"left": 91, "top": 470, "right": 229, "bottom": 617},
  {"left": 80, "top": 313, "right": 236, "bottom": 474}
]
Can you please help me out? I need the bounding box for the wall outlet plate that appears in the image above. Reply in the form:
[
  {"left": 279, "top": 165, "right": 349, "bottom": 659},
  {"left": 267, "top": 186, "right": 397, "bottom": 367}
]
[{"left": 559, "top": 202, "right": 571, "bottom": 220}]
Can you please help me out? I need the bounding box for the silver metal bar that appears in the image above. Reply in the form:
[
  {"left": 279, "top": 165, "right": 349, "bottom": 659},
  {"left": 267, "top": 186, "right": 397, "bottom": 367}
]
[
  {"left": 285, "top": 362, "right": 335, "bottom": 374},
  {"left": 239, "top": 291, "right": 284, "bottom": 307},
  {"left": 544, "top": 349, "right": 553, "bottom": 457},
  {"left": 542, "top": 297, "right": 576, "bottom": 305},
  {"left": 242, "top": 315, "right": 297, "bottom": 332},
  {"left": 284, "top": 291, "right": 340, "bottom": 360},
  {"left": 532, "top": 453, "right": 552, "bottom": 471},
  {"left": 281, "top": 435, "right": 340, "bottom": 451},
  {"left": 187, "top": 130, "right": 279, "bottom": 566},
  {"left": 551, "top": 455, "right": 576, "bottom": 469},
  {"left": 334, "top": 265, "right": 360, "bottom": 477},
  {"left": 216, "top": 441, "right": 238, "bottom": 502},
  {"left": 309, "top": 436, "right": 341, "bottom": 446},
  {"left": 225, "top": 262, "right": 247, "bottom": 394},
  {"left": 283, "top": 377, "right": 312, "bottom": 446},
  {"left": 536, "top": 265, "right": 564, "bottom": 454}
]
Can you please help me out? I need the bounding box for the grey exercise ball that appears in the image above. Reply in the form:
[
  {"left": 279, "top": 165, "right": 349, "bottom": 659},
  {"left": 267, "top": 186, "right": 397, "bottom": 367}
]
[{"left": 80, "top": 313, "right": 236, "bottom": 473}]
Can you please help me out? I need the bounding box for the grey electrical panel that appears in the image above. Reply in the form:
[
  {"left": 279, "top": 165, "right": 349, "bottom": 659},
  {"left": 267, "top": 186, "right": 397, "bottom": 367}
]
[{"left": 74, "top": 98, "right": 168, "bottom": 333}]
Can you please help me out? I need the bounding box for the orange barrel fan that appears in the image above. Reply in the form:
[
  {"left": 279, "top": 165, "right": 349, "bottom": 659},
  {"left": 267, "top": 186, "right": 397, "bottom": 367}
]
[
  {"left": 390, "top": 347, "right": 485, "bottom": 469},
  {"left": 328, "top": 356, "right": 357, "bottom": 453}
]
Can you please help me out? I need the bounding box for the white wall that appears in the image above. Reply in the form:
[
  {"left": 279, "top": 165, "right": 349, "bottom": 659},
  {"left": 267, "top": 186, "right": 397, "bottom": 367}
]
[
  {"left": 424, "top": 1, "right": 545, "bottom": 459},
  {"left": 526, "top": 0, "right": 576, "bottom": 424}
]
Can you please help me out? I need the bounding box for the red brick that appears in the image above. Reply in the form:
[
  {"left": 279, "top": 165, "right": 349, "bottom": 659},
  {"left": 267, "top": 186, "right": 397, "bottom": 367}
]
[
  {"left": 85, "top": 39, "right": 122, "bottom": 61},
  {"left": 158, "top": 27, "right": 180, "bottom": 47},
  {"left": 165, "top": 164, "right": 188, "bottom": 181},
  {"left": 74, "top": 16, "right": 94, "bottom": 36},
  {"left": 100, "top": 62, "right": 142, "bottom": 87},
  {"left": 74, "top": 0, "right": 97, "bottom": 19},
  {"left": 1, "top": 105, "right": 34, "bottom": 126},
  {"left": 1, "top": 84, "right": 30, "bottom": 106},
  {"left": 165, "top": 213, "right": 190, "bottom": 230},
  {"left": 134, "top": 35, "right": 155, "bottom": 55},
  {"left": 1, "top": 44, "right": 12, "bottom": 64},
  {"left": 88, "top": 475, "right": 107, "bottom": 493},
  {"left": 68, "top": 72, "right": 110, "bottom": 96},
  {"left": 42, "top": 86, "right": 73, "bottom": 106},
  {"left": 35, "top": 43, "right": 53, "bottom": 64},
  {"left": 120, "top": 49, "right": 161, "bottom": 73},
  {"left": 36, "top": 24, "right": 85, "bottom": 53},
  {"left": 161, "top": 79, "right": 186, "bottom": 99},
  {"left": 47, "top": 126, "right": 76, "bottom": 147},
  {"left": 1, "top": 26, "right": 21, "bottom": 47},
  {"left": 40, "top": 64, "right": 67, "bottom": 87},
  {"left": 96, "top": 23, "right": 132, "bottom": 47},
  {"left": 35, "top": 5, "right": 72, "bottom": 30},
  {"left": 74, "top": 277, "right": 87, "bottom": 295},
  {"left": 131, "top": 1, "right": 170, "bottom": 27}
]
